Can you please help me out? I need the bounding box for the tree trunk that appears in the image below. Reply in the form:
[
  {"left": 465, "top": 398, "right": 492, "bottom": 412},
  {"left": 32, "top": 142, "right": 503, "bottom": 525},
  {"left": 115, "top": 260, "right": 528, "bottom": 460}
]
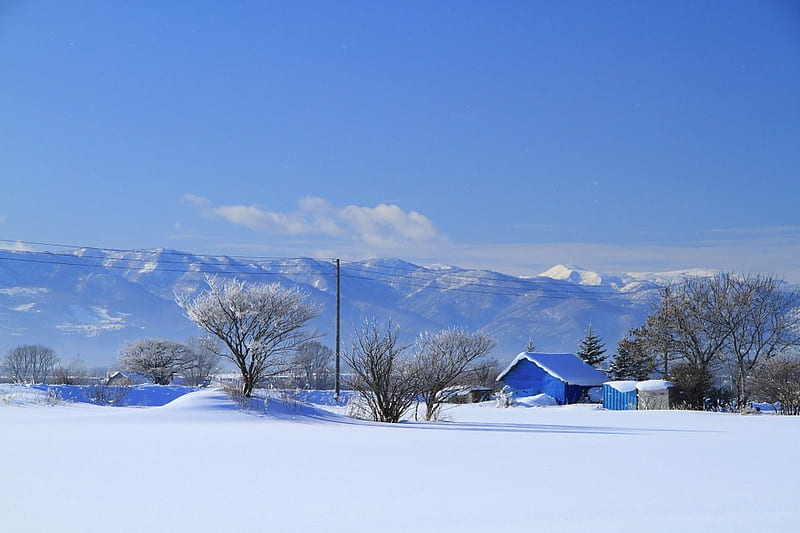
[{"left": 242, "top": 376, "right": 254, "bottom": 397}]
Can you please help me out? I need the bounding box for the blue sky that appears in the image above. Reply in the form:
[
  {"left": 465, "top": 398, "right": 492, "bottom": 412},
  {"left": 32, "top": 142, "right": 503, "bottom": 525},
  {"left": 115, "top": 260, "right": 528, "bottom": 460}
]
[{"left": 2, "top": 1, "right": 799, "bottom": 279}]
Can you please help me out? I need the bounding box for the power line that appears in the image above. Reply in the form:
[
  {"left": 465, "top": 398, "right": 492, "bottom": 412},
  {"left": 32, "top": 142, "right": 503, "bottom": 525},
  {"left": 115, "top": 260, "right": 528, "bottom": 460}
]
[
  {"left": 338, "top": 263, "right": 636, "bottom": 298},
  {"left": 0, "top": 238, "right": 327, "bottom": 262},
  {"left": 0, "top": 252, "right": 332, "bottom": 278},
  {"left": 339, "top": 271, "right": 633, "bottom": 302},
  {"left": 0, "top": 247, "right": 333, "bottom": 272},
  {"left": 0, "top": 237, "right": 664, "bottom": 301},
  {"left": 340, "top": 258, "right": 637, "bottom": 296}
]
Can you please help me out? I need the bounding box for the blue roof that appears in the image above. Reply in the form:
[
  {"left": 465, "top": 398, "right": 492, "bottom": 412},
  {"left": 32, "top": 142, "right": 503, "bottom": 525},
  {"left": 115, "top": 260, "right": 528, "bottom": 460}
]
[{"left": 497, "top": 352, "right": 608, "bottom": 387}]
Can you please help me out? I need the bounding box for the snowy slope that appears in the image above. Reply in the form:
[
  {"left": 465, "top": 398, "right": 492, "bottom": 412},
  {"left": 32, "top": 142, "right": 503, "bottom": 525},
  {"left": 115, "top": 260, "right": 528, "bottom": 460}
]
[
  {"left": 0, "top": 388, "right": 797, "bottom": 532},
  {"left": 0, "top": 249, "right": 709, "bottom": 365}
]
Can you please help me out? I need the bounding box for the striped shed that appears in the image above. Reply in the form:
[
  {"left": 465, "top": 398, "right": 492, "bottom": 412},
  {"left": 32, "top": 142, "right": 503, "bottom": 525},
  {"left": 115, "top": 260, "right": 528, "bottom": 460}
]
[{"left": 602, "top": 381, "right": 638, "bottom": 410}]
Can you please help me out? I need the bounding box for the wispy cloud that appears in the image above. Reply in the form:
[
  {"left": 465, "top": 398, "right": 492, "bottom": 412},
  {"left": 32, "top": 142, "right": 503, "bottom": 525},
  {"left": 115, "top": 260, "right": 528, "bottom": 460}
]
[
  {"left": 0, "top": 240, "right": 34, "bottom": 252},
  {"left": 0, "top": 215, "right": 7, "bottom": 224},
  {"left": 177, "top": 196, "right": 800, "bottom": 283},
  {"left": 182, "top": 194, "right": 443, "bottom": 247}
]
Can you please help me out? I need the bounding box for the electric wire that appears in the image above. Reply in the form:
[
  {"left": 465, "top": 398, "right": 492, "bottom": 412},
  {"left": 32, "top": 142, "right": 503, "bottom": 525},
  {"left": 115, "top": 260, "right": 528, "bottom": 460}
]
[{"left": 0, "top": 238, "right": 661, "bottom": 302}]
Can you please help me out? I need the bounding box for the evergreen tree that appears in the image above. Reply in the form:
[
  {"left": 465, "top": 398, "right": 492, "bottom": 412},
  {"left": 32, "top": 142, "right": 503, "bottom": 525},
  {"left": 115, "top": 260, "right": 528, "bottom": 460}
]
[
  {"left": 609, "top": 334, "right": 655, "bottom": 380},
  {"left": 577, "top": 324, "right": 607, "bottom": 368},
  {"left": 526, "top": 338, "right": 536, "bottom": 352}
]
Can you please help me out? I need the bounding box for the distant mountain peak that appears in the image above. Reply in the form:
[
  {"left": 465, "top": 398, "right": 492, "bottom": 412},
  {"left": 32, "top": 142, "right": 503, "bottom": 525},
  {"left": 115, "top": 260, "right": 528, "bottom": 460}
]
[{"left": 539, "top": 264, "right": 605, "bottom": 286}]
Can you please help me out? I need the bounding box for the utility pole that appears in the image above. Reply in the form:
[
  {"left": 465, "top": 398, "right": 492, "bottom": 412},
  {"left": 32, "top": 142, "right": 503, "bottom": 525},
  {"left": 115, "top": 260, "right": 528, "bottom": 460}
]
[{"left": 334, "top": 258, "right": 341, "bottom": 400}]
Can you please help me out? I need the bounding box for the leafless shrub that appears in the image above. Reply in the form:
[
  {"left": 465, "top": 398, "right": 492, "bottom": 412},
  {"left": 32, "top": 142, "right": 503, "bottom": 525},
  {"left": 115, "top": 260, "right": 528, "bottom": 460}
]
[
  {"left": 414, "top": 327, "right": 494, "bottom": 421},
  {"left": 345, "top": 320, "right": 417, "bottom": 423},
  {"left": 183, "top": 336, "right": 222, "bottom": 386},
  {"left": 87, "top": 383, "right": 129, "bottom": 406}
]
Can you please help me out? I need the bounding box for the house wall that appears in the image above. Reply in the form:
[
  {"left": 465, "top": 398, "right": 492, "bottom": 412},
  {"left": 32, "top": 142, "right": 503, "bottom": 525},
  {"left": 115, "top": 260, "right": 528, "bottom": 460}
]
[
  {"left": 638, "top": 389, "right": 674, "bottom": 410},
  {"left": 501, "top": 359, "right": 566, "bottom": 404}
]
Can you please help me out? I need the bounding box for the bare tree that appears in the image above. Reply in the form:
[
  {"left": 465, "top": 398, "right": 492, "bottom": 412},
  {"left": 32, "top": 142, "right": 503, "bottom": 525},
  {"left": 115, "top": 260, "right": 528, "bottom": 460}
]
[
  {"left": 184, "top": 336, "right": 222, "bottom": 386},
  {"left": 292, "top": 340, "right": 333, "bottom": 389},
  {"left": 345, "top": 320, "right": 418, "bottom": 423},
  {"left": 52, "top": 357, "right": 89, "bottom": 385},
  {"left": 2, "top": 344, "right": 60, "bottom": 384},
  {"left": 414, "top": 328, "right": 495, "bottom": 421},
  {"left": 121, "top": 339, "right": 190, "bottom": 385},
  {"left": 177, "top": 277, "right": 319, "bottom": 397},
  {"left": 469, "top": 357, "right": 501, "bottom": 389},
  {"left": 640, "top": 273, "right": 800, "bottom": 409},
  {"left": 717, "top": 274, "right": 800, "bottom": 407},
  {"left": 752, "top": 355, "right": 800, "bottom": 415},
  {"left": 643, "top": 278, "right": 732, "bottom": 407}
]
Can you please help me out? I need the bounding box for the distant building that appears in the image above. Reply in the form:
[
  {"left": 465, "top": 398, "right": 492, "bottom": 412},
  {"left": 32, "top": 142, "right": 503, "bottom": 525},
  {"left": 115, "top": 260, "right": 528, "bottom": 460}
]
[
  {"left": 105, "top": 371, "right": 151, "bottom": 386},
  {"left": 602, "top": 381, "right": 638, "bottom": 410},
  {"left": 636, "top": 380, "right": 675, "bottom": 410},
  {"left": 496, "top": 352, "right": 608, "bottom": 405},
  {"left": 602, "top": 379, "right": 675, "bottom": 410}
]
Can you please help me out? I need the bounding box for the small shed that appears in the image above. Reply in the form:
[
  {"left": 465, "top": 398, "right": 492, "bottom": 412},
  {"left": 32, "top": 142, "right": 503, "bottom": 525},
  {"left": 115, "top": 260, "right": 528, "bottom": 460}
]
[
  {"left": 637, "top": 380, "right": 675, "bottom": 410},
  {"left": 105, "top": 371, "right": 150, "bottom": 387},
  {"left": 496, "top": 352, "right": 608, "bottom": 405},
  {"left": 603, "top": 381, "right": 638, "bottom": 410}
]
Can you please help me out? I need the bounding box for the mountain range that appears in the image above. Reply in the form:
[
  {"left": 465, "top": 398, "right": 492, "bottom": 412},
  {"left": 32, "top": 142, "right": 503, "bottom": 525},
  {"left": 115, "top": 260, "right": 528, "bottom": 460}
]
[{"left": 0, "top": 248, "right": 715, "bottom": 367}]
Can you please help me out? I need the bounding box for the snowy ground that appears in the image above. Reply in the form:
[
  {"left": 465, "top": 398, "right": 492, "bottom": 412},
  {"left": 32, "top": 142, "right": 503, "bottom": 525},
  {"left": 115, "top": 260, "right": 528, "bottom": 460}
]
[{"left": 1, "top": 387, "right": 798, "bottom": 533}]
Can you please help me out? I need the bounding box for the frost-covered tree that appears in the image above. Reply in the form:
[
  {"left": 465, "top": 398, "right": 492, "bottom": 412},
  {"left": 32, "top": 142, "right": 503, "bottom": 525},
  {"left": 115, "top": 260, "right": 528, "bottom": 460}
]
[
  {"left": 577, "top": 325, "right": 607, "bottom": 368},
  {"left": 414, "top": 328, "right": 495, "bottom": 421},
  {"left": 2, "top": 344, "right": 60, "bottom": 384},
  {"left": 177, "top": 277, "right": 319, "bottom": 397},
  {"left": 345, "top": 320, "right": 418, "bottom": 423},
  {"left": 121, "top": 339, "right": 190, "bottom": 385}
]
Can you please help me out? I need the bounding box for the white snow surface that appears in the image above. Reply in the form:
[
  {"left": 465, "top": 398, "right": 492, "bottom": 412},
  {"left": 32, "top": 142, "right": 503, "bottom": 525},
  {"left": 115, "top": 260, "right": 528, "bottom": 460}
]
[
  {"left": 497, "top": 352, "right": 609, "bottom": 386},
  {"left": 637, "top": 379, "right": 674, "bottom": 391},
  {"left": 605, "top": 380, "right": 638, "bottom": 393},
  {"left": 1, "top": 387, "right": 798, "bottom": 532},
  {"left": 514, "top": 393, "right": 559, "bottom": 407}
]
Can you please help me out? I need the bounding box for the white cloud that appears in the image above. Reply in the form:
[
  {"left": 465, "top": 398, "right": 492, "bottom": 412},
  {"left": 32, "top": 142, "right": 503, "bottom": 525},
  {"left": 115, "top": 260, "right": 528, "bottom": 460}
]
[
  {"left": 0, "top": 241, "right": 34, "bottom": 252},
  {"left": 56, "top": 306, "right": 129, "bottom": 337},
  {"left": 182, "top": 194, "right": 442, "bottom": 247},
  {"left": 180, "top": 195, "right": 800, "bottom": 283}
]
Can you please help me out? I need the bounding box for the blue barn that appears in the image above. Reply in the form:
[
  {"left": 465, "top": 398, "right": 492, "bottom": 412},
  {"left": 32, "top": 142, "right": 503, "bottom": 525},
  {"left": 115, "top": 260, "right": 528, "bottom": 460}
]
[{"left": 496, "top": 352, "right": 608, "bottom": 405}]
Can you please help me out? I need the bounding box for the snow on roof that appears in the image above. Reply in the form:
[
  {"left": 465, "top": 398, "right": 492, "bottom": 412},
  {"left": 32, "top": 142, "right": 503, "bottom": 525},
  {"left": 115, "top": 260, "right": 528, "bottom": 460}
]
[
  {"left": 636, "top": 380, "right": 673, "bottom": 392},
  {"left": 497, "top": 352, "right": 608, "bottom": 387},
  {"left": 604, "top": 381, "right": 638, "bottom": 393}
]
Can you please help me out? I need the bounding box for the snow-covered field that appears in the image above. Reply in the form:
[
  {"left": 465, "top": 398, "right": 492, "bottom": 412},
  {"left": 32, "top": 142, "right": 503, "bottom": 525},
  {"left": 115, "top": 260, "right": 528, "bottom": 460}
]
[{"left": 1, "top": 387, "right": 798, "bottom": 533}]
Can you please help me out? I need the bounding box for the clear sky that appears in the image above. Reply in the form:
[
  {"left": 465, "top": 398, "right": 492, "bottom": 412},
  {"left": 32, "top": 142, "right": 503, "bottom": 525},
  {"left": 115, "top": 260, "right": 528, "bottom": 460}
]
[{"left": 2, "top": 1, "right": 799, "bottom": 279}]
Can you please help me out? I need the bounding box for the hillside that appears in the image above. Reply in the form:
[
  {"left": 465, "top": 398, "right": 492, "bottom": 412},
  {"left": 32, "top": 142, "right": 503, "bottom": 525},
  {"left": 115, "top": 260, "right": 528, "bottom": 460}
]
[{"left": 0, "top": 248, "right": 706, "bottom": 365}]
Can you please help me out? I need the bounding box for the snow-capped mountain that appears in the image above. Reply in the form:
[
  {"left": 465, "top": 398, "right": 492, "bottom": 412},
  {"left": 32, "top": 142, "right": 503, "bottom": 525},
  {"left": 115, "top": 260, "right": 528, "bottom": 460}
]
[{"left": 0, "top": 249, "right": 707, "bottom": 366}]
